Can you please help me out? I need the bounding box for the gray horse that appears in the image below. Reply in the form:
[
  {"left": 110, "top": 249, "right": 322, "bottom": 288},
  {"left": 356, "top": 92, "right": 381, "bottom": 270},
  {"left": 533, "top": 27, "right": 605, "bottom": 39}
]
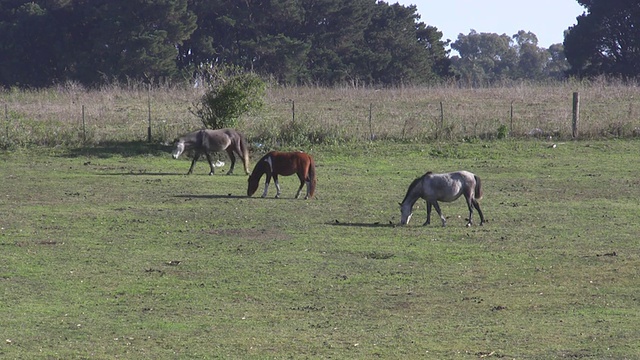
[
  {"left": 172, "top": 129, "right": 250, "bottom": 175},
  {"left": 399, "top": 171, "right": 485, "bottom": 227}
]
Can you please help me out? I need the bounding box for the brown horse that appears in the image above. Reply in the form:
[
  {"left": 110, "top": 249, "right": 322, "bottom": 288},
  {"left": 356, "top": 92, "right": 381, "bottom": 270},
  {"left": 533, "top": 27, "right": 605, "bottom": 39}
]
[
  {"left": 172, "top": 129, "right": 250, "bottom": 175},
  {"left": 247, "top": 151, "right": 316, "bottom": 199},
  {"left": 400, "top": 171, "right": 485, "bottom": 227}
]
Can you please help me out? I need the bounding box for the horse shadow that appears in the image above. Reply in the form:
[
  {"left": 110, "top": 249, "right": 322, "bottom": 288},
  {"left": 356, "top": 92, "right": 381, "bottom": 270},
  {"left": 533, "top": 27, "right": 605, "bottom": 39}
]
[
  {"left": 97, "top": 172, "right": 178, "bottom": 176},
  {"left": 174, "top": 194, "right": 247, "bottom": 200},
  {"left": 60, "top": 141, "right": 172, "bottom": 158},
  {"left": 327, "top": 220, "right": 397, "bottom": 228}
]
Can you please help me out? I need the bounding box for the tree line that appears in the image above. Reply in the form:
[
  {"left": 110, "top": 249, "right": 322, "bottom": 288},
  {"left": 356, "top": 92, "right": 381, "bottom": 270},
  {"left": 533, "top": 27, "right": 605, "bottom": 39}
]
[{"left": 0, "top": 0, "right": 637, "bottom": 88}]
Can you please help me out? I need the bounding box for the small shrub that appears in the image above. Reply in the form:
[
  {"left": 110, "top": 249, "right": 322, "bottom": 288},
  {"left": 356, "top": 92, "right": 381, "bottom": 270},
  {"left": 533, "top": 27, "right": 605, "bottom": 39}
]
[
  {"left": 192, "top": 72, "right": 266, "bottom": 130},
  {"left": 497, "top": 124, "right": 509, "bottom": 139}
]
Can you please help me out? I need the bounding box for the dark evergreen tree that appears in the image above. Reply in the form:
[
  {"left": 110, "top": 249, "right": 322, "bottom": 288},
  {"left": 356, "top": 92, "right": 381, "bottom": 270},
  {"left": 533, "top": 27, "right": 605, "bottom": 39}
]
[
  {"left": 70, "top": 0, "right": 196, "bottom": 84},
  {"left": 564, "top": 0, "right": 640, "bottom": 77},
  {"left": 0, "top": 0, "right": 196, "bottom": 87},
  {"left": 0, "top": 1, "right": 66, "bottom": 87},
  {"left": 1, "top": 0, "right": 453, "bottom": 87}
]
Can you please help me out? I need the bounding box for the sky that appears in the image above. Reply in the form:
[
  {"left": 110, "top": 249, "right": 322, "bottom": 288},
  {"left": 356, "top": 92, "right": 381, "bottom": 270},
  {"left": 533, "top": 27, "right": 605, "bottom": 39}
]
[{"left": 392, "top": 0, "right": 587, "bottom": 49}]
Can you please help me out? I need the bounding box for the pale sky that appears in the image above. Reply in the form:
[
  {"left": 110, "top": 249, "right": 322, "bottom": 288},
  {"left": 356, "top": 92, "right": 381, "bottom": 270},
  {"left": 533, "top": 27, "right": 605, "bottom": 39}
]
[{"left": 392, "top": 0, "right": 587, "bottom": 49}]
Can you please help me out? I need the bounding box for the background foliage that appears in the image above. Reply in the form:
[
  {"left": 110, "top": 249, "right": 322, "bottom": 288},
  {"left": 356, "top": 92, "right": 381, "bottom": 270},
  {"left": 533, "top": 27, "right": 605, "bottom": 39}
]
[
  {"left": 564, "top": 0, "right": 640, "bottom": 78},
  {"left": 6, "top": 0, "right": 637, "bottom": 87}
]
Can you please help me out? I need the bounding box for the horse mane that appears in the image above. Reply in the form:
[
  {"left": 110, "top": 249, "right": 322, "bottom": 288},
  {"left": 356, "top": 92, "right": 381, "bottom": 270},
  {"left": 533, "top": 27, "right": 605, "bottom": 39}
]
[
  {"left": 250, "top": 152, "right": 272, "bottom": 176},
  {"left": 401, "top": 173, "right": 427, "bottom": 205}
]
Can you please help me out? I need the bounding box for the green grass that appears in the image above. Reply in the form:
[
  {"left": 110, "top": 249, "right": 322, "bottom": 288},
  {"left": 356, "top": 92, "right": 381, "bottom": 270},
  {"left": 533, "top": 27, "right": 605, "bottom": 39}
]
[{"left": 1, "top": 139, "right": 639, "bottom": 358}]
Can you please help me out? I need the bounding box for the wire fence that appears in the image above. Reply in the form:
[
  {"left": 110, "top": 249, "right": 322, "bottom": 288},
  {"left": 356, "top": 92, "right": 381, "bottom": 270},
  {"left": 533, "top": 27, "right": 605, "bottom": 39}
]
[{"left": 2, "top": 84, "right": 640, "bottom": 149}]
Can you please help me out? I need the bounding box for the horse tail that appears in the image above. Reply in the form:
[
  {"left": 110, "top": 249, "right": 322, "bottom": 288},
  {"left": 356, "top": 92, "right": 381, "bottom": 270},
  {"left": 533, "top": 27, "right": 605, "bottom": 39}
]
[
  {"left": 307, "top": 155, "right": 317, "bottom": 199},
  {"left": 474, "top": 175, "right": 483, "bottom": 200},
  {"left": 239, "top": 132, "right": 251, "bottom": 175}
]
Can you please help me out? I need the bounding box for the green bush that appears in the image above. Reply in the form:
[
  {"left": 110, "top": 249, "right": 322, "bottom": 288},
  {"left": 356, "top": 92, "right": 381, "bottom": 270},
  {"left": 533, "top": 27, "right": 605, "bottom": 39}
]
[
  {"left": 192, "top": 72, "right": 266, "bottom": 129},
  {"left": 497, "top": 124, "right": 509, "bottom": 139}
]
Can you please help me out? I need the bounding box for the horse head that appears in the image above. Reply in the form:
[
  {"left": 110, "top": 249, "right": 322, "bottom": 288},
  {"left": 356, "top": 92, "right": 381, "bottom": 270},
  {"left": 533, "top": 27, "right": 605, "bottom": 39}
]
[
  {"left": 399, "top": 202, "right": 413, "bottom": 225},
  {"left": 172, "top": 140, "right": 185, "bottom": 159},
  {"left": 247, "top": 173, "right": 260, "bottom": 196}
]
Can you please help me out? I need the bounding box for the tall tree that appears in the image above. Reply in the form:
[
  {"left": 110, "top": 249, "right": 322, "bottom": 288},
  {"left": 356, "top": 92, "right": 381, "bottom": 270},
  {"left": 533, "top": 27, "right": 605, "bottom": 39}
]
[
  {"left": 301, "top": 0, "right": 374, "bottom": 84},
  {"left": 546, "top": 43, "right": 570, "bottom": 80},
  {"left": 1, "top": 0, "right": 453, "bottom": 87},
  {"left": 0, "top": 0, "right": 196, "bottom": 87},
  {"left": 450, "top": 30, "right": 517, "bottom": 85},
  {"left": 0, "top": 2, "right": 66, "bottom": 87},
  {"left": 179, "top": 0, "right": 313, "bottom": 84},
  {"left": 564, "top": 0, "right": 640, "bottom": 77},
  {"left": 354, "top": 3, "right": 449, "bottom": 85},
  {"left": 71, "top": 0, "right": 197, "bottom": 84},
  {"left": 512, "top": 31, "right": 548, "bottom": 80}
]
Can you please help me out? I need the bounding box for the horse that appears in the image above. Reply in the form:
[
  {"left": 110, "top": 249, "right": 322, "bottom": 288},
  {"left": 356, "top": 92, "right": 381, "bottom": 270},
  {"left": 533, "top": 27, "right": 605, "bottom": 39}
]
[
  {"left": 172, "top": 128, "right": 250, "bottom": 175},
  {"left": 399, "top": 171, "right": 485, "bottom": 227},
  {"left": 247, "top": 151, "right": 316, "bottom": 199}
]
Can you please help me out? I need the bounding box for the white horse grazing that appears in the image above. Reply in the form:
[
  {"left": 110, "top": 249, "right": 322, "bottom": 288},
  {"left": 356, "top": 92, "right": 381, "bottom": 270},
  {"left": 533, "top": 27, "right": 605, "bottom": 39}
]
[
  {"left": 172, "top": 128, "right": 250, "bottom": 175},
  {"left": 399, "top": 171, "right": 485, "bottom": 227}
]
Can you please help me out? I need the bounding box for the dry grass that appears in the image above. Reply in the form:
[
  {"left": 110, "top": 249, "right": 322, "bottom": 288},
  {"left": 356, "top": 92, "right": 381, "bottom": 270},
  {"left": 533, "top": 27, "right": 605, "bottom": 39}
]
[{"left": 2, "top": 79, "right": 640, "bottom": 148}]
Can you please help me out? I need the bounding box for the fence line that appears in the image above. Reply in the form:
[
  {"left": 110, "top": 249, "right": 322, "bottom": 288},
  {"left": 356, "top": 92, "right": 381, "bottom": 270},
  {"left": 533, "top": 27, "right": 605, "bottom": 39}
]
[{"left": 2, "top": 90, "right": 640, "bottom": 147}]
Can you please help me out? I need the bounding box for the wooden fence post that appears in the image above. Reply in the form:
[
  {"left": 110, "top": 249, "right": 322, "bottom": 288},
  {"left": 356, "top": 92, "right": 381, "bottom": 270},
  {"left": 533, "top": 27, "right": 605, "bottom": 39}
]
[
  {"left": 147, "top": 85, "right": 152, "bottom": 142},
  {"left": 82, "top": 105, "right": 86, "bottom": 142},
  {"left": 4, "top": 104, "right": 8, "bottom": 140},
  {"left": 510, "top": 101, "right": 514, "bottom": 134},
  {"left": 369, "top": 103, "right": 373, "bottom": 141},
  {"left": 572, "top": 92, "right": 580, "bottom": 138},
  {"left": 436, "top": 101, "right": 444, "bottom": 139}
]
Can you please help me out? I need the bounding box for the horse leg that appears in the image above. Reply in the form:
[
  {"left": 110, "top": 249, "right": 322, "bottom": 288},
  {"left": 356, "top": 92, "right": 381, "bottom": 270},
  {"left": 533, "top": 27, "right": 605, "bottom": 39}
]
[
  {"left": 472, "top": 199, "right": 485, "bottom": 226},
  {"left": 304, "top": 180, "right": 311, "bottom": 200},
  {"left": 295, "top": 172, "right": 305, "bottom": 199},
  {"left": 204, "top": 152, "right": 215, "bottom": 175},
  {"left": 464, "top": 194, "right": 475, "bottom": 226},
  {"left": 261, "top": 173, "right": 272, "bottom": 198},
  {"left": 226, "top": 148, "right": 236, "bottom": 175},
  {"left": 187, "top": 152, "right": 199, "bottom": 175},
  {"left": 233, "top": 142, "right": 250, "bottom": 175},
  {"left": 432, "top": 201, "right": 446, "bottom": 227},
  {"left": 424, "top": 201, "right": 432, "bottom": 226},
  {"left": 274, "top": 175, "right": 282, "bottom": 198}
]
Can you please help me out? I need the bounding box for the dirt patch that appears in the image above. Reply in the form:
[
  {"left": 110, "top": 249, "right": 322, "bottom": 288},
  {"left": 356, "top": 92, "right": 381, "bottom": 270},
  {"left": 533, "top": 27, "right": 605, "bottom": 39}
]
[{"left": 14, "top": 240, "right": 62, "bottom": 247}]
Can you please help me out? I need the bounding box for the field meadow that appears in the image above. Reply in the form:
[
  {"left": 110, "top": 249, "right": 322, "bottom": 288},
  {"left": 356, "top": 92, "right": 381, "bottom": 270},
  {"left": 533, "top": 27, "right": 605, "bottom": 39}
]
[
  {"left": 1, "top": 137, "right": 639, "bottom": 359},
  {"left": 1, "top": 83, "right": 640, "bottom": 358}
]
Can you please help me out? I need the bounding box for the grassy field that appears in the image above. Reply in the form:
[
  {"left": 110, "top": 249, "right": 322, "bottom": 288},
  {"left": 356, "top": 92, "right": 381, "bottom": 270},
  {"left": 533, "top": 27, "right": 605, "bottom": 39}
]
[{"left": 1, "top": 139, "right": 639, "bottom": 359}]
